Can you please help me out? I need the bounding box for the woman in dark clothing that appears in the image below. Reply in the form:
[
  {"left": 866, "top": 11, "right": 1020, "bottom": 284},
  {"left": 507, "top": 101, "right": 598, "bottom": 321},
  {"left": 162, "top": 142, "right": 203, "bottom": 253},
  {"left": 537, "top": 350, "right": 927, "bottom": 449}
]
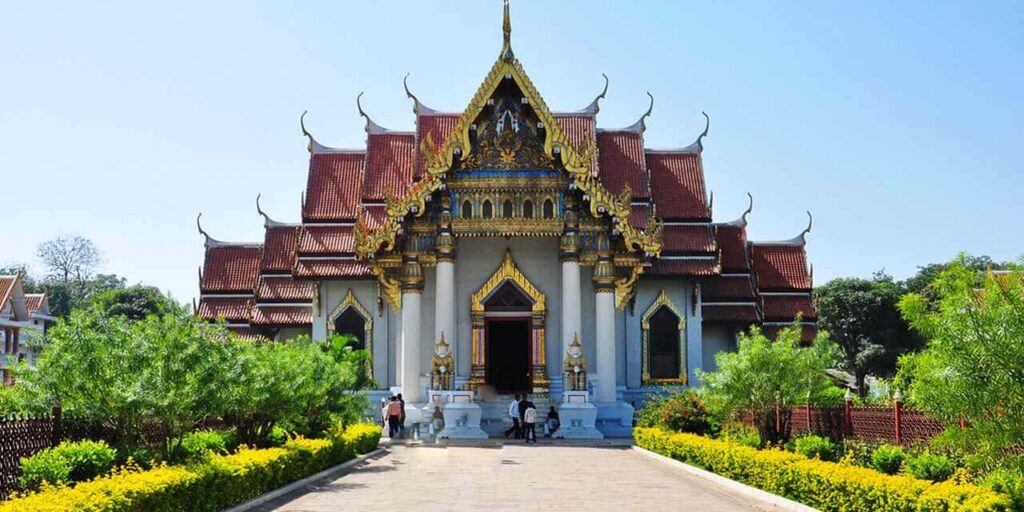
[{"left": 544, "top": 406, "right": 560, "bottom": 437}]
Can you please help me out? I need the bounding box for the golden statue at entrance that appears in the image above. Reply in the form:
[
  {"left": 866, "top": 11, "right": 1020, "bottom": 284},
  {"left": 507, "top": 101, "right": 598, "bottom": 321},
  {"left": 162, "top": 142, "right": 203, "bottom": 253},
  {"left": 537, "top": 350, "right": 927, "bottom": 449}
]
[
  {"left": 563, "top": 332, "right": 587, "bottom": 392},
  {"left": 431, "top": 332, "right": 455, "bottom": 390}
]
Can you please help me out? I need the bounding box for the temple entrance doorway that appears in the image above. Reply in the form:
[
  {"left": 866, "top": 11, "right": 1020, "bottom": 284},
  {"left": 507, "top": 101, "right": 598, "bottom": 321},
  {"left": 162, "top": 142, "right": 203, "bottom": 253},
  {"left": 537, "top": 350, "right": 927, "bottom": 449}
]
[
  {"left": 483, "top": 280, "right": 533, "bottom": 394},
  {"left": 485, "top": 319, "right": 531, "bottom": 394}
]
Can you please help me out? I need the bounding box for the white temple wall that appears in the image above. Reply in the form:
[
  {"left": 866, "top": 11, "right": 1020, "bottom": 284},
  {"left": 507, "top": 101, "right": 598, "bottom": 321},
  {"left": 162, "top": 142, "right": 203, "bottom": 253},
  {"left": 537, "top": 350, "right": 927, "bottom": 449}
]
[
  {"left": 274, "top": 327, "right": 309, "bottom": 342},
  {"left": 701, "top": 324, "right": 735, "bottom": 373},
  {"left": 320, "top": 280, "right": 391, "bottom": 387},
  {"left": 626, "top": 280, "right": 697, "bottom": 389},
  {"left": 453, "top": 238, "right": 563, "bottom": 385}
]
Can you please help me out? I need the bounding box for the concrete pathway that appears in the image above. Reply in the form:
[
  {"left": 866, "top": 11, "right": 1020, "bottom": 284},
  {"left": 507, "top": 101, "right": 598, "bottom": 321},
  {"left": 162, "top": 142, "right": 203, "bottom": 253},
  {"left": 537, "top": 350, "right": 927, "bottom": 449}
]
[{"left": 254, "top": 444, "right": 776, "bottom": 512}]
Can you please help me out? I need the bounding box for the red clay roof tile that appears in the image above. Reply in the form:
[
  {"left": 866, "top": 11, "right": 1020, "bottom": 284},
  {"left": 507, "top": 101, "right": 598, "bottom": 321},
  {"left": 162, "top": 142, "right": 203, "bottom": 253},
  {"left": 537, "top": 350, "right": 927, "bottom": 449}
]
[
  {"left": 251, "top": 305, "right": 312, "bottom": 326},
  {"left": 648, "top": 258, "right": 719, "bottom": 277},
  {"left": 629, "top": 204, "right": 650, "bottom": 230},
  {"left": 293, "top": 259, "right": 371, "bottom": 279},
  {"left": 303, "top": 152, "right": 365, "bottom": 221},
  {"left": 702, "top": 304, "right": 759, "bottom": 324},
  {"left": 648, "top": 152, "right": 708, "bottom": 220},
  {"left": 415, "top": 113, "right": 459, "bottom": 177},
  {"left": 751, "top": 244, "right": 811, "bottom": 291},
  {"left": 255, "top": 275, "right": 314, "bottom": 302},
  {"left": 297, "top": 225, "right": 355, "bottom": 255},
  {"left": 702, "top": 275, "right": 756, "bottom": 301},
  {"left": 363, "top": 133, "right": 416, "bottom": 201},
  {"left": 261, "top": 225, "right": 300, "bottom": 273},
  {"left": 201, "top": 245, "right": 261, "bottom": 293},
  {"left": 761, "top": 294, "right": 816, "bottom": 321},
  {"left": 597, "top": 131, "right": 648, "bottom": 198},
  {"left": 714, "top": 224, "right": 751, "bottom": 272},
  {"left": 360, "top": 204, "right": 388, "bottom": 230},
  {"left": 24, "top": 294, "right": 46, "bottom": 313},
  {"left": 556, "top": 114, "right": 595, "bottom": 151},
  {"left": 197, "top": 296, "right": 253, "bottom": 322},
  {"left": 662, "top": 224, "right": 715, "bottom": 254}
]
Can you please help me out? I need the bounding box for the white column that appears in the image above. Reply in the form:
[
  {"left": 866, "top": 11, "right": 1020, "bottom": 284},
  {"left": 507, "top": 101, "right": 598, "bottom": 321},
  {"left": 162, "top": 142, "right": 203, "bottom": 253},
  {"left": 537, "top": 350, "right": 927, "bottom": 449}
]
[
  {"left": 435, "top": 260, "right": 456, "bottom": 367},
  {"left": 595, "top": 290, "right": 616, "bottom": 403},
  {"left": 400, "top": 291, "right": 422, "bottom": 403},
  {"left": 561, "top": 261, "right": 582, "bottom": 357}
]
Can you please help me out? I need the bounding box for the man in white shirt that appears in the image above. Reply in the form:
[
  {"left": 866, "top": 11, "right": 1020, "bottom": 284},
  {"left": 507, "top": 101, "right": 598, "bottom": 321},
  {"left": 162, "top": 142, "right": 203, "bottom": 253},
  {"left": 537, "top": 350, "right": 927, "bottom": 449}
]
[{"left": 503, "top": 394, "right": 521, "bottom": 439}]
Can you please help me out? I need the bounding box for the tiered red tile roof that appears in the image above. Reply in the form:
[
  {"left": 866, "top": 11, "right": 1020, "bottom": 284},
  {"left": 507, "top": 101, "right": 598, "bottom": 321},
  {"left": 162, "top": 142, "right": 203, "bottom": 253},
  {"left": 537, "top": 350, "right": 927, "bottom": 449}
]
[{"left": 196, "top": 34, "right": 816, "bottom": 340}]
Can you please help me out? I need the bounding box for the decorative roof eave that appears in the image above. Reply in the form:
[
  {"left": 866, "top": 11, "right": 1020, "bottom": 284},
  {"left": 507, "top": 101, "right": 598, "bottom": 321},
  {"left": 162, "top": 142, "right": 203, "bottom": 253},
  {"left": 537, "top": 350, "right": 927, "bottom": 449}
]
[
  {"left": 299, "top": 111, "right": 366, "bottom": 155},
  {"left": 717, "top": 192, "right": 753, "bottom": 228},
  {"left": 644, "top": 112, "right": 711, "bottom": 154},
  {"left": 404, "top": 74, "right": 439, "bottom": 115},
  {"left": 617, "top": 92, "right": 655, "bottom": 133},
  {"left": 570, "top": 73, "right": 608, "bottom": 115},
  {"left": 196, "top": 213, "right": 260, "bottom": 249},
  {"left": 354, "top": 1, "right": 663, "bottom": 264},
  {"left": 357, "top": 92, "right": 395, "bottom": 135},
  {"left": 256, "top": 194, "right": 299, "bottom": 229},
  {"left": 755, "top": 211, "right": 813, "bottom": 246}
]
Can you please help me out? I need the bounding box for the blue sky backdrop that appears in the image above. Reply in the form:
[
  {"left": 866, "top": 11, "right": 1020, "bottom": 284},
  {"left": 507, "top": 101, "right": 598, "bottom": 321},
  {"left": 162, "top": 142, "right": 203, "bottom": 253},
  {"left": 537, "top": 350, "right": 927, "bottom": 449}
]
[{"left": 1, "top": 1, "right": 1021, "bottom": 303}]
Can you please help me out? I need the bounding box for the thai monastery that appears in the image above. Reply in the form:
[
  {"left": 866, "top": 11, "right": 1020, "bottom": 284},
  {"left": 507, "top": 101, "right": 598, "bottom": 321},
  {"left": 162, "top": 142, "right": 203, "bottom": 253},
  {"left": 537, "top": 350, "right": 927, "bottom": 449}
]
[{"left": 196, "top": 3, "right": 817, "bottom": 437}]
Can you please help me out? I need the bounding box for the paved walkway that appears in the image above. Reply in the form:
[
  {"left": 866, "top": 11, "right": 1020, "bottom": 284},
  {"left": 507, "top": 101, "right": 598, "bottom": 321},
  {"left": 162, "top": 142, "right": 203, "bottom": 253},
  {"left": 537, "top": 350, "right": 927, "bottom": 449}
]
[{"left": 254, "top": 443, "right": 777, "bottom": 512}]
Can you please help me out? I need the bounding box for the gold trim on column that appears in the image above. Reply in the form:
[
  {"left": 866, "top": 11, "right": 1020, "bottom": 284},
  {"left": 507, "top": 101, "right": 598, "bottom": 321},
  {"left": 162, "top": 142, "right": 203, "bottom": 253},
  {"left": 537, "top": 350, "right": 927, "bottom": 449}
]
[
  {"left": 327, "top": 289, "right": 374, "bottom": 379},
  {"left": 641, "top": 289, "right": 687, "bottom": 385}
]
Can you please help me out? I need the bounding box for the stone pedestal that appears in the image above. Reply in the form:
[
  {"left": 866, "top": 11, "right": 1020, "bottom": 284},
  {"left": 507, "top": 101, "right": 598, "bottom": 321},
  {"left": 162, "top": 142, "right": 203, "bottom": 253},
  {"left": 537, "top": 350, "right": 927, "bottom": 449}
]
[
  {"left": 554, "top": 391, "right": 603, "bottom": 439},
  {"left": 429, "top": 390, "right": 488, "bottom": 440},
  {"left": 595, "top": 401, "right": 635, "bottom": 438}
]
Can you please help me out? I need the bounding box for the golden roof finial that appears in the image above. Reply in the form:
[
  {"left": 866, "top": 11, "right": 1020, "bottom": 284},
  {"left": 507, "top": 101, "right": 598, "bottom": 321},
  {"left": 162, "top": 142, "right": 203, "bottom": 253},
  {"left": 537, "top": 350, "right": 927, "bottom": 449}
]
[{"left": 502, "top": 0, "right": 512, "bottom": 54}]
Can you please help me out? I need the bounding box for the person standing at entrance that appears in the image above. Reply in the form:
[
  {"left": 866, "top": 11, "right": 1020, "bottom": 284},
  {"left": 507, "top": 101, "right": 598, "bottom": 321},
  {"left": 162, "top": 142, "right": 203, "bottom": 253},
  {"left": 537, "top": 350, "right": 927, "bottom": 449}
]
[
  {"left": 522, "top": 398, "right": 538, "bottom": 443},
  {"left": 386, "top": 396, "right": 402, "bottom": 438},
  {"left": 397, "top": 393, "right": 407, "bottom": 435},
  {"left": 503, "top": 394, "right": 521, "bottom": 438}
]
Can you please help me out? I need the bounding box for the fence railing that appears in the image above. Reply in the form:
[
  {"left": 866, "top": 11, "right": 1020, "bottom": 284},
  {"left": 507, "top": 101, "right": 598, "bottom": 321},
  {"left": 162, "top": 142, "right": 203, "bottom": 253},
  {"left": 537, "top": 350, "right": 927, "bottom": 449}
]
[{"left": 775, "top": 399, "right": 946, "bottom": 445}]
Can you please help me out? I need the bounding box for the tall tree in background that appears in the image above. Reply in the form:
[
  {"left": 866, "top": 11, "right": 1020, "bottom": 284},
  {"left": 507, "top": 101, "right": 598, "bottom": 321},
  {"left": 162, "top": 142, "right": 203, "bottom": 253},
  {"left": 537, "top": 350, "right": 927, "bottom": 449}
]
[
  {"left": 904, "top": 254, "right": 1010, "bottom": 305},
  {"left": 36, "top": 235, "right": 101, "bottom": 316},
  {"left": 92, "top": 285, "right": 180, "bottom": 320},
  {"left": 815, "top": 272, "right": 922, "bottom": 397}
]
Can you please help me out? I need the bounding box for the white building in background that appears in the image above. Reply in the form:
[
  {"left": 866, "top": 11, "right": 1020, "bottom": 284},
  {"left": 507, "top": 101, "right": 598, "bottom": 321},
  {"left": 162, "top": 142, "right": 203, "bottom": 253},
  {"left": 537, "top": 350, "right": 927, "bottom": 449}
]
[{"left": 0, "top": 275, "right": 55, "bottom": 382}]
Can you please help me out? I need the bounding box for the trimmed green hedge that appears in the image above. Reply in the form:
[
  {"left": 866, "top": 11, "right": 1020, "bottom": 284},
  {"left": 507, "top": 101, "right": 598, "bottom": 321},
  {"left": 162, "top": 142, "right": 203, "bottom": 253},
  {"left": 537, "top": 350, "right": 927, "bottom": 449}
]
[
  {"left": 635, "top": 427, "right": 1011, "bottom": 512},
  {"left": 0, "top": 423, "right": 381, "bottom": 512}
]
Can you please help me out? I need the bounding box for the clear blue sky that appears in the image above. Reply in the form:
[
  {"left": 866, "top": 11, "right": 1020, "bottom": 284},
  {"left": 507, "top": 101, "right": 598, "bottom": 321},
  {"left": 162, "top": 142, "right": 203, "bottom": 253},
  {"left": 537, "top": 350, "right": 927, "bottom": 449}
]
[{"left": 2, "top": 1, "right": 1021, "bottom": 304}]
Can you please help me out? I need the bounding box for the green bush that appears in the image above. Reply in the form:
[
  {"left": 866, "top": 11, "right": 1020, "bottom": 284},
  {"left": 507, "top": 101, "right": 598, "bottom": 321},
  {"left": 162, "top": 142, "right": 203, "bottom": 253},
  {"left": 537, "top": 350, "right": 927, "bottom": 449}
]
[
  {"left": 793, "top": 434, "right": 837, "bottom": 461},
  {"left": 906, "top": 452, "right": 956, "bottom": 482},
  {"left": 982, "top": 469, "right": 1024, "bottom": 512},
  {"left": 18, "top": 440, "right": 117, "bottom": 490},
  {"left": 719, "top": 421, "right": 761, "bottom": 448},
  {"left": 870, "top": 444, "right": 906, "bottom": 475},
  {"left": 636, "top": 390, "right": 716, "bottom": 436},
  {"left": 0, "top": 423, "right": 382, "bottom": 512},
  {"left": 173, "top": 429, "right": 235, "bottom": 462},
  {"left": 18, "top": 449, "right": 71, "bottom": 490},
  {"left": 635, "top": 427, "right": 1011, "bottom": 512}
]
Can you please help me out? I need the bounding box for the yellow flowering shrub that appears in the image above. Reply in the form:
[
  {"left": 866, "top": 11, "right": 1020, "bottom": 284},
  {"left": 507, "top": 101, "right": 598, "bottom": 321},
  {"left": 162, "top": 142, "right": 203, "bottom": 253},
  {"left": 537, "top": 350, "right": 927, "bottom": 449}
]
[
  {"left": 0, "top": 424, "right": 381, "bottom": 512},
  {"left": 635, "top": 427, "right": 1012, "bottom": 512}
]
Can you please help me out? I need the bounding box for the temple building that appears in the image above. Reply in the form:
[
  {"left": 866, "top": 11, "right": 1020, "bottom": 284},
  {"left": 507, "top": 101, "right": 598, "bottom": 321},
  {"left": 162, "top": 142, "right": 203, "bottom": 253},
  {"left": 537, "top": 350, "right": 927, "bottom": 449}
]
[{"left": 196, "top": 3, "right": 816, "bottom": 436}]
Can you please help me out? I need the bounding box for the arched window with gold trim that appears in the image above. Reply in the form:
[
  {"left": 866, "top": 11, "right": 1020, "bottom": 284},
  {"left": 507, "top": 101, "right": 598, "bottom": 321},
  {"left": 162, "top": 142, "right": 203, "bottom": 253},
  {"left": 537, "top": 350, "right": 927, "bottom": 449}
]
[
  {"left": 502, "top": 199, "right": 514, "bottom": 218},
  {"left": 462, "top": 200, "right": 473, "bottom": 219},
  {"left": 482, "top": 199, "right": 493, "bottom": 219},
  {"left": 328, "top": 289, "right": 374, "bottom": 376},
  {"left": 641, "top": 290, "right": 687, "bottom": 384},
  {"left": 543, "top": 199, "right": 554, "bottom": 219},
  {"left": 523, "top": 199, "right": 534, "bottom": 218}
]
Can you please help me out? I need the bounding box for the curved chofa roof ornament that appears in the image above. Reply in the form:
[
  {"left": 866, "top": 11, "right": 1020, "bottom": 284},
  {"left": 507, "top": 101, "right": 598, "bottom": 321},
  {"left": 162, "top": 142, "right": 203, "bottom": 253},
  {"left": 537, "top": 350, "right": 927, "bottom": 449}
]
[
  {"left": 196, "top": 213, "right": 225, "bottom": 248},
  {"left": 742, "top": 192, "right": 754, "bottom": 224},
  {"left": 800, "top": 211, "right": 813, "bottom": 239},
  {"left": 256, "top": 193, "right": 284, "bottom": 228},
  {"left": 682, "top": 112, "right": 710, "bottom": 153},
  {"left": 625, "top": 92, "right": 654, "bottom": 133},
  {"left": 403, "top": 73, "right": 437, "bottom": 115},
  {"left": 300, "top": 110, "right": 332, "bottom": 154},
  {"left": 501, "top": 0, "right": 512, "bottom": 57},
  {"left": 577, "top": 73, "right": 609, "bottom": 115},
  {"left": 356, "top": 92, "right": 389, "bottom": 135}
]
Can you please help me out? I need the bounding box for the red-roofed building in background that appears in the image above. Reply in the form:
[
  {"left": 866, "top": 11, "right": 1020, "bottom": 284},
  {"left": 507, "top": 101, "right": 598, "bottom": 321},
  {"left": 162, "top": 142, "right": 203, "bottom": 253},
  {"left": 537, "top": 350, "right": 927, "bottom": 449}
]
[
  {"left": 194, "top": 4, "right": 816, "bottom": 436},
  {"left": 0, "top": 275, "right": 56, "bottom": 383}
]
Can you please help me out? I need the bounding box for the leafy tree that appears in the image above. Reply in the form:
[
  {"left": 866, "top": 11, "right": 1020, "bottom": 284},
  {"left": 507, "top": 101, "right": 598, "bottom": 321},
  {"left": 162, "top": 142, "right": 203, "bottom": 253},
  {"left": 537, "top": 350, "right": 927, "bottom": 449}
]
[
  {"left": 92, "top": 284, "right": 181, "bottom": 320},
  {"left": 90, "top": 274, "right": 127, "bottom": 294},
  {"left": 698, "top": 323, "right": 839, "bottom": 446},
  {"left": 320, "top": 334, "right": 376, "bottom": 391},
  {"left": 903, "top": 254, "right": 1011, "bottom": 305},
  {"left": 898, "top": 256, "right": 1024, "bottom": 470},
  {"left": 815, "top": 273, "right": 922, "bottom": 397}
]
